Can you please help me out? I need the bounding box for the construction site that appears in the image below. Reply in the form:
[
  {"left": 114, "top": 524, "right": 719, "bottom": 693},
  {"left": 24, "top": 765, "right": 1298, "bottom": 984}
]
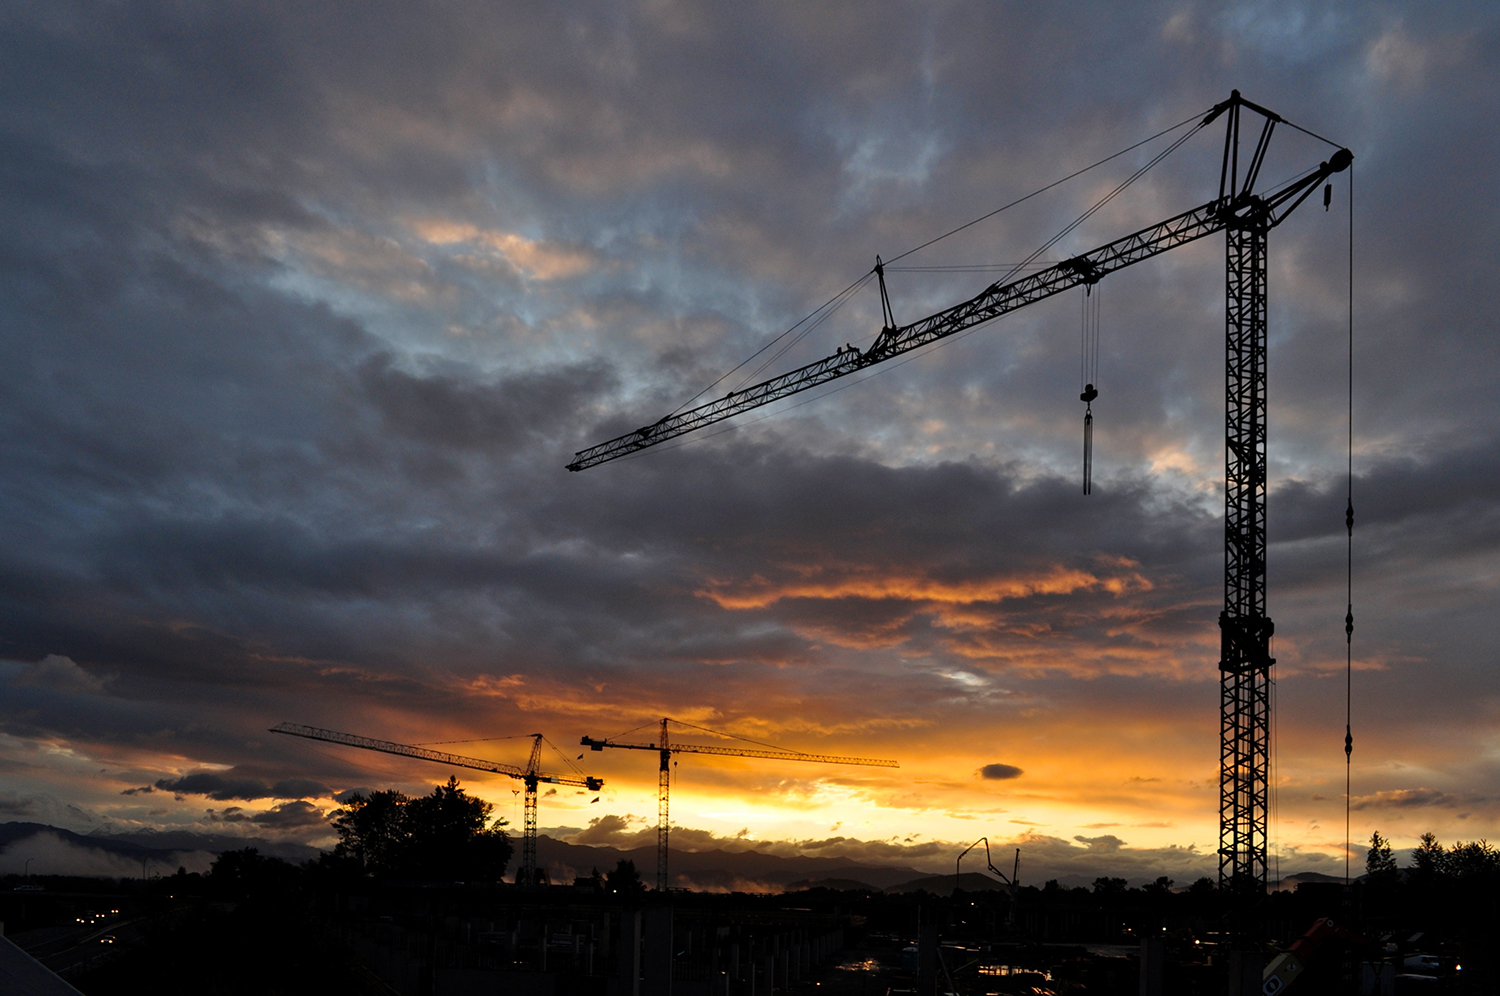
[
  {"left": 10, "top": 90, "right": 1476, "bottom": 996},
  {"left": 2, "top": 6, "right": 1494, "bottom": 995}
]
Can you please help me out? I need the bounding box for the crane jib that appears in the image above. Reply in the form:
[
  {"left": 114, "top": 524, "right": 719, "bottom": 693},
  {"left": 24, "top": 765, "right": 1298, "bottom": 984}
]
[
  {"left": 581, "top": 736, "right": 899, "bottom": 767},
  {"left": 269, "top": 722, "right": 602, "bottom": 789},
  {"left": 566, "top": 143, "right": 1348, "bottom": 474},
  {"left": 565, "top": 204, "right": 1225, "bottom": 472},
  {"left": 566, "top": 201, "right": 1223, "bottom": 471}
]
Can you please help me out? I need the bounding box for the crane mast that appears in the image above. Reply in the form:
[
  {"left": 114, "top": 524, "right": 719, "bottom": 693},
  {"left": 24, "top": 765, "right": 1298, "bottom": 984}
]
[
  {"left": 583, "top": 717, "right": 899, "bottom": 890},
  {"left": 270, "top": 722, "right": 603, "bottom": 887},
  {"left": 566, "top": 93, "right": 1351, "bottom": 938}
]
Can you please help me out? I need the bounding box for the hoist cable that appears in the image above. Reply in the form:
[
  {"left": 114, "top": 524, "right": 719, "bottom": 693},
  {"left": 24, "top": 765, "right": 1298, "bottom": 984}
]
[{"left": 1343, "top": 164, "right": 1355, "bottom": 885}]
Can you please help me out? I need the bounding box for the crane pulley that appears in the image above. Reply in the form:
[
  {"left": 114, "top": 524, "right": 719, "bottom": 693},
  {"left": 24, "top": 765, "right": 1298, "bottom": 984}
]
[{"left": 270, "top": 722, "right": 602, "bottom": 886}]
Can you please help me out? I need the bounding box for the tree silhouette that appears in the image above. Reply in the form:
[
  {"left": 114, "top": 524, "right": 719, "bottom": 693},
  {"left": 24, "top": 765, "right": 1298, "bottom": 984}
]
[
  {"left": 331, "top": 776, "right": 511, "bottom": 882},
  {"left": 605, "top": 858, "right": 643, "bottom": 898},
  {"left": 1366, "top": 831, "right": 1397, "bottom": 878},
  {"left": 332, "top": 788, "right": 410, "bottom": 873}
]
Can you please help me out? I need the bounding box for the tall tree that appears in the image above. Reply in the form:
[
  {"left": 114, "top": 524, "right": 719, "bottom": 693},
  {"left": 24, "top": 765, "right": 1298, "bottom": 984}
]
[
  {"left": 402, "top": 776, "right": 512, "bottom": 882},
  {"left": 330, "top": 778, "right": 511, "bottom": 882},
  {"left": 1412, "top": 831, "right": 1446, "bottom": 880},
  {"left": 332, "top": 789, "right": 411, "bottom": 874},
  {"left": 605, "top": 859, "right": 643, "bottom": 898},
  {"left": 1366, "top": 831, "right": 1397, "bottom": 878}
]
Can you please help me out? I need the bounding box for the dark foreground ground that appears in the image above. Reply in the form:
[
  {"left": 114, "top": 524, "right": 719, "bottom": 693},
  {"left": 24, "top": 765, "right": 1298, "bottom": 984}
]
[{"left": 0, "top": 863, "right": 1487, "bottom": 995}]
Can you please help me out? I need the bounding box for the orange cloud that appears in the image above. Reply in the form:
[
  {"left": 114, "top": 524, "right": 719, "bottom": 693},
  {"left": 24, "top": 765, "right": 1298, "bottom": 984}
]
[
  {"left": 699, "top": 565, "right": 1152, "bottom": 610},
  {"left": 411, "top": 220, "right": 594, "bottom": 280}
]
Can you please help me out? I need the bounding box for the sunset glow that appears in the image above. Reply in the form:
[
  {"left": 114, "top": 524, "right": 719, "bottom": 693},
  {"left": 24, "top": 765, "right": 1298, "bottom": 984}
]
[{"left": 0, "top": 3, "right": 1495, "bottom": 896}]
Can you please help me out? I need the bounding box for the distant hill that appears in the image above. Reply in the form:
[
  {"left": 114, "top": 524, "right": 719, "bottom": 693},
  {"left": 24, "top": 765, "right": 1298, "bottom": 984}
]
[
  {"left": 1271, "top": 871, "right": 1352, "bottom": 892},
  {"left": 91, "top": 828, "right": 320, "bottom": 863},
  {"left": 785, "top": 878, "right": 881, "bottom": 893},
  {"left": 0, "top": 822, "right": 319, "bottom": 878},
  {"left": 884, "top": 871, "right": 1012, "bottom": 897},
  {"left": 534, "top": 836, "right": 927, "bottom": 891},
  {"left": 2, "top": 823, "right": 937, "bottom": 890}
]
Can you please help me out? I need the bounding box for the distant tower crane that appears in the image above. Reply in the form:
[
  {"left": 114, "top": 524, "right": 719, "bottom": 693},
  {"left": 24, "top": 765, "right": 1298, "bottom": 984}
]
[
  {"left": 567, "top": 92, "right": 1353, "bottom": 934},
  {"left": 270, "top": 722, "right": 602, "bottom": 886},
  {"left": 581, "top": 717, "right": 898, "bottom": 891}
]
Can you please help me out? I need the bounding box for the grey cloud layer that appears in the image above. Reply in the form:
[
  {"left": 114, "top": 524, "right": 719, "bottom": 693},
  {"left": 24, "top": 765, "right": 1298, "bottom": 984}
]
[{"left": 0, "top": 1, "right": 1495, "bottom": 846}]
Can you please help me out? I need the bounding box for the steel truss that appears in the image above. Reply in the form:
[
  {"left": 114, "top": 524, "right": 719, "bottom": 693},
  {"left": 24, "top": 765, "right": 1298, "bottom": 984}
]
[{"left": 1219, "top": 217, "right": 1273, "bottom": 914}]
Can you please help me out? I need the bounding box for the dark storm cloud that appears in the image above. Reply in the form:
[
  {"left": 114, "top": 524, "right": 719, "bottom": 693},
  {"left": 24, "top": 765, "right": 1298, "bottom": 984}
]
[
  {"left": 0, "top": 794, "right": 36, "bottom": 816},
  {"left": 979, "top": 764, "right": 1024, "bottom": 781},
  {"left": 250, "top": 801, "right": 327, "bottom": 830},
  {"left": 1073, "top": 834, "right": 1126, "bottom": 852},
  {"left": 1350, "top": 789, "right": 1491, "bottom": 812},
  {"left": 155, "top": 772, "right": 331, "bottom": 802},
  {"left": 0, "top": 0, "right": 1494, "bottom": 851},
  {"left": 203, "top": 800, "right": 326, "bottom": 829}
]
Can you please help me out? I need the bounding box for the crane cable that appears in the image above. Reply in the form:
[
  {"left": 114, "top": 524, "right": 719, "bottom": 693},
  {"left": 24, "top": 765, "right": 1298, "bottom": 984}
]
[
  {"left": 669, "top": 717, "right": 814, "bottom": 755},
  {"left": 881, "top": 107, "right": 1211, "bottom": 267},
  {"left": 642, "top": 103, "right": 1347, "bottom": 469},
  {"left": 668, "top": 108, "right": 1213, "bottom": 421},
  {"left": 1080, "top": 280, "right": 1101, "bottom": 495},
  {"left": 414, "top": 734, "right": 536, "bottom": 746},
  {"left": 623, "top": 119, "right": 1213, "bottom": 467},
  {"left": 1343, "top": 163, "right": 1355, "bottom": 887},
  {"left": 729, "top": 271, "right": 875, "bottom": 393},
  {"left": 668, "top": 272, "right": 874, "bottom": 418}
]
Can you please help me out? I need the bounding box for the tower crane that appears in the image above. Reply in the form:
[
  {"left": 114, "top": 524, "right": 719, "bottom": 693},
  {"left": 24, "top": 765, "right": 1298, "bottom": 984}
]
[
  {"left": 567, "top": 92, "right": 1353, "bottom": 935},
  {"left": 581, "top": 717, "right": 898, "bottom": 891},
  {"left": 270, "top": 722, "right": 602, "bottom": 886}
]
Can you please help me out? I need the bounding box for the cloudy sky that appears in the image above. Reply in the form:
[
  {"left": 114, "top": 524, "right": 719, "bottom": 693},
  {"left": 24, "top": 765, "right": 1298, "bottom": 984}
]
[{"left": 1, "top": 1, "right": 1496, "bottom": 885}]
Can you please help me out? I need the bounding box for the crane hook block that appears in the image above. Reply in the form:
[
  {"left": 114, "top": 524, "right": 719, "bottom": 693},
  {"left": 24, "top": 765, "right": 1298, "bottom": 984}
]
[{"left": 1080, "top": 384, "right": 1098, "bottom": 404}]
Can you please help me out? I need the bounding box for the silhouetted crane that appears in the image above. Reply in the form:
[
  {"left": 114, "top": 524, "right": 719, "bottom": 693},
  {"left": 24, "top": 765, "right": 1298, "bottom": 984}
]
[
  {"left": 270, "top": 722, "right": 602, "bottom": 885},
  {"left": 582, "top": 717, "right": 898, "bottom": 890},
  {"left": 568, "top": 92, "right": 1353, "bottom": 943}
]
